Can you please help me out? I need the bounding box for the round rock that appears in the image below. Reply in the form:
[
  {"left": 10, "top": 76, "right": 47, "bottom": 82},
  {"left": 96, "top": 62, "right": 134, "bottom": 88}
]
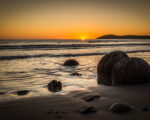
[
  {"left": 63, "top": 59, "right": 79, "bottom": 66},
  {"left": 97, "top": 51, "right": 128, "bottom": 85},
  {"left": 112, "top": 57, "right": 150, "bottom": 85},
  {"left": 48, "top": 80, "right": 62, "bottom": 92},
  {"left": 109, "top": 102, "right": 133, "bottom": 113}
]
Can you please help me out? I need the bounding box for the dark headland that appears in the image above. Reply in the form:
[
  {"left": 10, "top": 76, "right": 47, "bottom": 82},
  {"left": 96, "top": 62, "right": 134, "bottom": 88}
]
[{"left": 97, "top": 34, "right": 150, "bottom": 39}]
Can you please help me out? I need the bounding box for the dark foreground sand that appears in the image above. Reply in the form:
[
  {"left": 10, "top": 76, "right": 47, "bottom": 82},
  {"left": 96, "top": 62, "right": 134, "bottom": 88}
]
[{"left": 0, "top": 83, "right": 150, "bottom": 120}]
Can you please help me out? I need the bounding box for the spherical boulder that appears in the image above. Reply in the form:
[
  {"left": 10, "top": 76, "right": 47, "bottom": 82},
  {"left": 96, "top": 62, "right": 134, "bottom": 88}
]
[
  {"left": 63, "top": 59, "right": 79, "bottom": 66},
  {"left": 97, "top": 51, "right": 128, "bottom": 85},
  {"left": 48, "top": 80, "right": 62, "bottom": 92},
  {"left": 112, "top": 57, "right": 150, "bottom": 85}
]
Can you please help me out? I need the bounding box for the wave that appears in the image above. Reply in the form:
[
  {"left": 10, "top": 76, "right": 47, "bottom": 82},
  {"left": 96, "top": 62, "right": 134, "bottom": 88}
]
[
  {"left": 0, "top": 50, "right": 150, "bottom": 60},
  {"left": 0, "top": 43, "right": 150, "bottom": 50}
]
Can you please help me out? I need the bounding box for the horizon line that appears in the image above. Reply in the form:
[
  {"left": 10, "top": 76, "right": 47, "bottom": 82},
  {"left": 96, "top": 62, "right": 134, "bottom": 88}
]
[{"left": 0, "top": 34, "right": 150, "bottom": 40}]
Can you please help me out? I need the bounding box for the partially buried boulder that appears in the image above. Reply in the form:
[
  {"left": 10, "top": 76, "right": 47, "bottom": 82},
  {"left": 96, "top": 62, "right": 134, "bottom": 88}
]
[
  {"left": 48, "top": 80, "right": 62, "bottom": 92},
  {"left": 112, "top": 57, "right": 150, "bottom": 85},
  {"left": 97, "top": 51, "right": 128, "bottom": 85},
  {"left": 109, "top": 102, "right": 133, "bottom": 113},
  {"left": 63, "top": 59, "right": 79, "bottom": 66}
]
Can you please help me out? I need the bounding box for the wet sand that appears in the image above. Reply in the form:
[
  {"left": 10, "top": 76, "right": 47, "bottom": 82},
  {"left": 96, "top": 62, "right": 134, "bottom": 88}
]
[{"left": 0, "top": 83, "right": 150, "bottom": 120}]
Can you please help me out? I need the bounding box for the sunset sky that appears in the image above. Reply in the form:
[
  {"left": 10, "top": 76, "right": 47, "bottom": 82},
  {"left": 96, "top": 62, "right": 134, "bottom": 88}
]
[{"left": 0, "top": 0, "right": 150, "bottom": 39}]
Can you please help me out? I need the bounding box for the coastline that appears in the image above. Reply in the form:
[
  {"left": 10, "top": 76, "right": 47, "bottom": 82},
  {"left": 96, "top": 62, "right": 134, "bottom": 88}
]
[{"left": 0, "top": 83, "right": 150, "bottom": 120}]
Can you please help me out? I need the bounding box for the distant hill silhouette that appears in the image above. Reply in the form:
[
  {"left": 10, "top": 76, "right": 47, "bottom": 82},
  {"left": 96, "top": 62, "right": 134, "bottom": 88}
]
[{"left": 97, "top": 34, "right": 150, "bottom": 39}]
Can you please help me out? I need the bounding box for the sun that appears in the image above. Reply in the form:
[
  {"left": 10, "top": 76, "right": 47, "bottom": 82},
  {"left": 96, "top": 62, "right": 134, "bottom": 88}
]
[
  {"left": 82, "top": 37, "right": 85, "bottom": 41},
  {"left": 80, "top": 36, "right": 88, "bottom": 41}
]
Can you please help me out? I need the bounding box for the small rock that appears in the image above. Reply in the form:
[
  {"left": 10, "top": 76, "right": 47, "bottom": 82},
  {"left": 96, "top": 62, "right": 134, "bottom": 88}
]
[
  {"left": 17, "top": 90, "right": 29, "bottom": 96},
  {"left": 142, "top": 107, "right": 149, "bottom": 111},
  {"left": 109, "top": 102, "right": 133, "bottom": 113},
  {"left": 48, "top": 80, "right": 62, "bottom": 92},
  {"left": 63, "top": 59, "right": 79, "bottom": 66},
  {"left": 0, "top": 92, "right": 5, "bottom": 95},
  {"left": 80, "top": 106, "right": 97, "bottom": 114},
  {"left": 83, "top": 95, "right": 100, "bottom": 102},
  {"left": 71, "top": 72, "right": 82, "bottom": 76}
]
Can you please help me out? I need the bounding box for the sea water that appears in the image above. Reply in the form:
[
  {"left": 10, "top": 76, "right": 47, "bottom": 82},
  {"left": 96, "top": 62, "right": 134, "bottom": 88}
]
[{"left": 0, "top": 39, "right": 150, "bottom": 102}]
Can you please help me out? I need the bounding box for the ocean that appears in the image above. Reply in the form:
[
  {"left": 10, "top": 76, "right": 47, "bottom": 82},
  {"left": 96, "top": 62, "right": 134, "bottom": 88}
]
[{"left": 0, "top": 39, "right": 150, "bottom": 102}]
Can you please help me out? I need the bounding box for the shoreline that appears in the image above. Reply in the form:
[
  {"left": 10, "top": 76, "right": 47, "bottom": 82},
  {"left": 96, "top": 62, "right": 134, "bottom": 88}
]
[{"left": 0, "top": 83, "right": 150, "bottom": 120}]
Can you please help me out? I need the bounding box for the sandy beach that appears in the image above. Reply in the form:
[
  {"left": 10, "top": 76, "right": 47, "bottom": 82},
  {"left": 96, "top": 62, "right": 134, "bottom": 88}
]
[{"left": 0, "top": 82, "right": 150, "bottom": 120}]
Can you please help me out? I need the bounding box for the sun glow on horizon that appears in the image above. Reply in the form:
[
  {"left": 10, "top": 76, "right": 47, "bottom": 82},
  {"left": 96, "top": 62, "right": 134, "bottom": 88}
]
[
  {"left": 0, "top": 0, "right": 150, "bottom": 39},
  {"left": 80, "top": 35, "right": 88, "bottom": 41}
]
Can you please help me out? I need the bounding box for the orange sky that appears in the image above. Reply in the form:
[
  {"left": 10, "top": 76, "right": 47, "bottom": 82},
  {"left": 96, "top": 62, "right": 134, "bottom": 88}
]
[{"left": 0, "top": 0, "right": 150, "bottom": 39}]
